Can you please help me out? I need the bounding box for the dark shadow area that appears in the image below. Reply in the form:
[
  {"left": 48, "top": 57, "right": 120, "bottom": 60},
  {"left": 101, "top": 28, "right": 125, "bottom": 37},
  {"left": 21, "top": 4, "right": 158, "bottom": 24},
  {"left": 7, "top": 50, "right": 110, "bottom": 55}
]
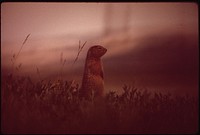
[
  {"left": 1, "top": 75, "right": 198, "bottom": 134},
  {"left": 103, "top": 32, "right": 198, "bottom": 95}
]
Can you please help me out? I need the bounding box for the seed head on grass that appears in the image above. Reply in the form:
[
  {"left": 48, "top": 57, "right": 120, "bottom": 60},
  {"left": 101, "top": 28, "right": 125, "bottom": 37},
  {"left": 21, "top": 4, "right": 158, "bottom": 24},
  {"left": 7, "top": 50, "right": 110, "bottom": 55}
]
[
  {"left": 11, "top": 33, "right": 31, "bottom": 74},
  {"left": 16, "top": 33, "right": 31, "bottom": 60},
  {"left": 72, "top": 40, "right": 87, "bottom": 66},
  {"left": 36, "top": 66, "right": 42, "bottom": 81},
  {"left": 16, "top": 63, "right": 22, "bottom": 71},
  {"left": 65, "top": 40, "right": 87, "bottom": 87},
  {"left": 59, "top": 52, "right": 67, "bottom": 78}
]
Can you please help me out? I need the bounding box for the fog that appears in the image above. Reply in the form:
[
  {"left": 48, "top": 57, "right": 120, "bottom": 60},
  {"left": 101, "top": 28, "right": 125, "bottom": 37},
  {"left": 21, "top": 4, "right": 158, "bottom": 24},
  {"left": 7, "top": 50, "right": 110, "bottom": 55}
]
[{"left": 1, "top": 2, "right": 198, "bottom": 96}]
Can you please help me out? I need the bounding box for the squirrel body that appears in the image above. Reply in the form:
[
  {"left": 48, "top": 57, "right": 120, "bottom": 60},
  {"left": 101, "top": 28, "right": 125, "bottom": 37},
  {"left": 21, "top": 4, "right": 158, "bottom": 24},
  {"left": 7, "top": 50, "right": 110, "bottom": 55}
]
[{"left": 80, "top": 45, "right": 107, "bottom": 100}]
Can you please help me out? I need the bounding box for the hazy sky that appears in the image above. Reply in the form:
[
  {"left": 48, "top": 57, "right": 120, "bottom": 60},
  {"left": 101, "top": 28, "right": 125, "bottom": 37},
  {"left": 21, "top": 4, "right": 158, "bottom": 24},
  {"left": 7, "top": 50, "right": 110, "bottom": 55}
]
[
  {"left": 1, "top": 2, "right": 198, "bottom": 96},
  {"left": 1, "top": 3, "right": 198, "bottom": 42}
]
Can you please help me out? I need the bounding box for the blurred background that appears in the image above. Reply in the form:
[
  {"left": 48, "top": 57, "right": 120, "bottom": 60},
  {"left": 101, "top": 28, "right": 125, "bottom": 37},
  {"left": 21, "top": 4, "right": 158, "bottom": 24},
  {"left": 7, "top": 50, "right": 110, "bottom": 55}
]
[{"left": 1, "top": 2, "right": 198, "bottom": 96}]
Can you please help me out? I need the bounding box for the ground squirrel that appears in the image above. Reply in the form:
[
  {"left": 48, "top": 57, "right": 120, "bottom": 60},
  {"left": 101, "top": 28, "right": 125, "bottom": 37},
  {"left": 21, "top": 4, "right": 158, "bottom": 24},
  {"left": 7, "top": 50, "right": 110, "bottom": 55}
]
[{"left": 80, "top": 45, "right": 107, "bottom": 100}]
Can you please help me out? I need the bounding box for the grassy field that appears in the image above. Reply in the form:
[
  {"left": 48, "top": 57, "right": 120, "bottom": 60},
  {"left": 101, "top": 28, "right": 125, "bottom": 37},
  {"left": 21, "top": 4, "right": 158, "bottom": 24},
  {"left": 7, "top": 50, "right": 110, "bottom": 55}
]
[
  {"left": 1, "top": 74, "right": 198, "bottom": 134},
  {"left": 1, "top": 36, "right": 198, "bottom": 134}
]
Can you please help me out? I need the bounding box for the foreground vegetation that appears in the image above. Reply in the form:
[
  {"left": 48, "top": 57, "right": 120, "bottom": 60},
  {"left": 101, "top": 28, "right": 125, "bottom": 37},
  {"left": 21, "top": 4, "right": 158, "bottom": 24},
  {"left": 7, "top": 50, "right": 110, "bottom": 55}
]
[{"left": 1, "top": 75, "right": 198, "bottom": 134}]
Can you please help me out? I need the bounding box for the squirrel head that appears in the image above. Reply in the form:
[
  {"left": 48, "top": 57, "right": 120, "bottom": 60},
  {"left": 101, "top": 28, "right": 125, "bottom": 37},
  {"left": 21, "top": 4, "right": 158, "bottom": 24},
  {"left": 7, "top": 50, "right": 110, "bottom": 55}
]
[{"left": 87, "top": 45, "right": 107, "bottom": 59}]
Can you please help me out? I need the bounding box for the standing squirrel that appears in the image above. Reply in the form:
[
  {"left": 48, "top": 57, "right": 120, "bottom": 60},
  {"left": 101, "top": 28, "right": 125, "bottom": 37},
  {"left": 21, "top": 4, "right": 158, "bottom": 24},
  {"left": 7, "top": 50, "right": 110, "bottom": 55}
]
[{"left": 80, "top": 45, "right": 107, "bottom": 100}]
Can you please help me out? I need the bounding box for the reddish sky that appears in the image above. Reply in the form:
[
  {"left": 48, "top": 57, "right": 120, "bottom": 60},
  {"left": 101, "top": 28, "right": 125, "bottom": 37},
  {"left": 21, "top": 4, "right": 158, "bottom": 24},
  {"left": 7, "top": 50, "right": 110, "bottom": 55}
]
[{"left": 1, "top": 2, "right": 198, "bottom": 96}]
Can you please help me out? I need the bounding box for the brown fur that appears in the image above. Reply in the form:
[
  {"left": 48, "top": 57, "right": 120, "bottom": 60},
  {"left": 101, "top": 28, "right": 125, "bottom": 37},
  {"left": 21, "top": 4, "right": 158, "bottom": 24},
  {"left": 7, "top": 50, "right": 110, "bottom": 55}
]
[{"left": 80, "top": 45, "right": 107, "bottom": 100}]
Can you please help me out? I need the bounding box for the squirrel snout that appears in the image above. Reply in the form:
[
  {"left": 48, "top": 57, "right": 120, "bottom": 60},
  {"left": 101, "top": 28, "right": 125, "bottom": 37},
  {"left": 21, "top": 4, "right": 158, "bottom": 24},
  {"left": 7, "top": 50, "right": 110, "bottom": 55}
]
[
  {"left": 103, "top": 47, "right": 107, "bottom": 54},
  {"left": 104, "top": 47, "right": 107, "bottom": 52}
]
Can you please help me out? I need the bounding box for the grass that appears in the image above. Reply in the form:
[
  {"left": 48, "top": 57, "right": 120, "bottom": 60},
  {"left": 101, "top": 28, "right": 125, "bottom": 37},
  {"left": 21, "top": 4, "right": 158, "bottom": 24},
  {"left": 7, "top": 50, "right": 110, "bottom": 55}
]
[
  {"left": 59, "top": 40, "right": 86, "bottom": 79},
  {"left": 11, "top": 34, "right": 31, "bottom": 74},
  {"left": 2, "top": 36, "right": 198, "bottom": 134},
  {"left": 72, "top": 40, "right": 87, "bottom": 66},
  {"left": 1, "top": 75, "right": 198, "bottom": 134}
]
